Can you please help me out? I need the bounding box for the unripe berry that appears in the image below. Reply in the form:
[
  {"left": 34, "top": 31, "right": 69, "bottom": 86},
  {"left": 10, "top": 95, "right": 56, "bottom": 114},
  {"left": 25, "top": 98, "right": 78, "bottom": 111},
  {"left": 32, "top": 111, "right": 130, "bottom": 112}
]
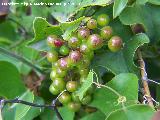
[
  {"left": 78, "top": 27, "right": 90, "bottom": 39},
  {"left": 68, "top": 36, "right": 81, "bottom": 48},
  {"left": 49, "top": 84, "right": 60, "bottom": 95},
  {"left": 97, "top": 14, "right": 110, "bottom": 26},
  {"left": 87, "top": 34, "right": 103, "bottom": 50},
  {"left": 87, "top": 19, "right": 97, "bottom": 29},
  {"left": 52, "top": 78, "right": 65, "bottom": 91},
  {"left": 59, "top": 45, "right": 70, "bottom": 56},
  {"left": 47, "top": 51, "right": 58, "bottom": 63},
  {"left": 108, "top": 36, "right": 123, "bottom": 52},
  {"left": 68, "top": 102, "right": 81, "bottom": 112},
  {"left": 100, "top": 26, "right": 113, "bottom": 39},
  {"left": 58, "top": 57, "right": 71, "bottom": 70},
  {"left": 47, "top": 35, "right": 57, "bottom": 47},
  {"left": 69, "top": 51, "right": 81, "bottom": 63},
  {"left": 58, "top": 91, "right": 71, "bottom": 104},
  {"left": 80, "top": 43, "right": 91, "bottom": 54},
  {"left": 71, "top": 93, "right": 80, "bottom": 102},
  {"left": 66, "top": 81, "right": 79, "bottom": 92}
]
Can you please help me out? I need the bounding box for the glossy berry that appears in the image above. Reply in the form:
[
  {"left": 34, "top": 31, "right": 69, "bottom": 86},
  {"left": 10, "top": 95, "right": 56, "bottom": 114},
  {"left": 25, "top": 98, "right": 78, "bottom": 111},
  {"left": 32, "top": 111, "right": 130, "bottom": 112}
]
[
  {"left": 80, "top": 43, "right": 91, "bottom": 54},
  {"left": 79, "top": 68, "right": 89, "bottom": 77},
  {"left": 68, "top": 102, "right": 81, "bottom": 112},
  {"left": 100, "top": 26, "right": 113, "bottom": 39},
  {"left": 47, "top": 35, "right": 57, "bottom": 47},
  {"left": 78, "top": 27, "right": 90, "bottom": 39},
  {"left": 50, "top": 68, "right": 66, "bottom": 80},
  {"left": 87, "top": 34, "right": 103, "bottom": 50},
  {"left": 53, "top": 38, "right": 64, "bottom": 47},
  {"left": 97, "top": 14, "right": 110, "bottom": 26},
  {"left": 68, "top": 36, "right": 81, "bottom": 48},
  {"left": 108, "top": 36, "right": 123, "bottom": 52},
  {"left": 58, "top": 91, "right": 71, "bottom": 104},
  {"left": 52, "top": 78, "right": 65, "bottom": 91},
  {"left": 66, "top": 81, "right": 79, "bottom": 92},
  {"left": 81, "top": 95, "right": 92, "bottom": 105},
  {"left": 87, "top": 19, "right": 97, "bottom": 29},
  {"left": 69, "top": 51, "right": 81, "bottom": 63},
  {"left": 49, "top": 84, "right": 60, "bottom": 95},
  {"left": 47, "top": 51, "right": 58, "bottom": 63},
  {"left": 58, "top": 57, "right": 70, "bottom": 70},
  {"left": 71, "top": 93, "right": 80, "bottom": 102},
  {"left": 59, "top": 45, "right": 70, "bottom": 55}
]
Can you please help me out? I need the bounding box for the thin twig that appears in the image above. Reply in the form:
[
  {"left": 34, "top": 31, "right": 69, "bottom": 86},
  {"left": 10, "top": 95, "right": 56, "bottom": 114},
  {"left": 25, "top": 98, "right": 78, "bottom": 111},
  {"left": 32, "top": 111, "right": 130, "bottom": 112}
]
[
  {"left": 0, "top": 47, "right": 45, "bottom": 74},
  {"left": 0, "top": 98, "right": 63, "bottom": 120},
  {"left": 137, "top": 49, "right": 154, "bottom": 107}
]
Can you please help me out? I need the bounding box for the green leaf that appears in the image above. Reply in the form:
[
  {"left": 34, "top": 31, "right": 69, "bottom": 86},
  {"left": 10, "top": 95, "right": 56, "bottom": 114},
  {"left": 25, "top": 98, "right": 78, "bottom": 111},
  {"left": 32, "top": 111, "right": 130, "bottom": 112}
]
[
  {"left": 90, "top": 73, "right": 139, "bottom": 116},
  {"left": 40, "top": 107, "right": 75, "bottom": 120},
  {"left": 50, "top": 0, "right": 113, "bottom": 22},
  {"left": 93, "top": 33, "right": 149, "bottom": 75},
  {"left": 22, "top": 96, "right": 44, "bottom": 120},
  {"left": 10, "top": 90, "right": 34, "bottom": 120},
  {"left": 76, "top": 71, "right": 94, "bottom": 100},
  {"left": 136, "top": 0, "right": 148, "bottom": 4},
  {"left": 29, "top": 17, "right": 84, "bottom": 51},
  {"left": 80, "top": 111, "right": 106, "bottom": 120},
  {"left": 113, "top": 0, "right": 128, "bottom": 18},
  {"left": 57, "top": 107, "right": 75, "bottom": 120},
  {"left": 148, "top": 0, "right": 160, "bottom": 5},
  {"left": 119, "top": 4, "right": 160, "bottom": 43},
  {"left": 106, "top": 105, "right": 155, "bottom": 120},
  {"left": 0, "top": 61, "right": 26, "bottom": 98}
]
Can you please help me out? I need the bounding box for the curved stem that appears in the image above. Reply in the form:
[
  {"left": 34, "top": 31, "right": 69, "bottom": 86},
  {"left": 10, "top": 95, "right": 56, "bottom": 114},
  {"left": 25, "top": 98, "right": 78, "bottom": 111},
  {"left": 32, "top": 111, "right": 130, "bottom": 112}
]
[
  {"left": 93, "top": 82, "right": 121, "bottom": 97},
  {"left": 0, "top": 47, "right": 45, "bottom": 74}
]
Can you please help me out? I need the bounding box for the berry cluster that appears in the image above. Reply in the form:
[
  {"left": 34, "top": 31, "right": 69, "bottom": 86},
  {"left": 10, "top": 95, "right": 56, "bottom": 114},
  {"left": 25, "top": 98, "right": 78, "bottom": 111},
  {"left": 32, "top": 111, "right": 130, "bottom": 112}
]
[{"left": 46, "top": 14, "right": 123, "bottom": 112}]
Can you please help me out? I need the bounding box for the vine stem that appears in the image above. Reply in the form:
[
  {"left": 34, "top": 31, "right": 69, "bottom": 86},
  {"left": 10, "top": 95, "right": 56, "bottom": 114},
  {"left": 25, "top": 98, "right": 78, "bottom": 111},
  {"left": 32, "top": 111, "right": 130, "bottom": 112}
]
[
  {"left": 93, "top": 82, "right": 121, "bottom": 97},
  {"left": 137, "top": 49, "right": 154, "bottom": 107},
  {"left": 0, "top": 47, "right": 45, "bottom": 75}
]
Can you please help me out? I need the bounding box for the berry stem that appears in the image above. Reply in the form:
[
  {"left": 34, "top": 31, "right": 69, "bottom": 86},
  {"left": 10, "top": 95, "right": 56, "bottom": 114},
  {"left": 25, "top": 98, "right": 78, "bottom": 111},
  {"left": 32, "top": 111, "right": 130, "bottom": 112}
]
[
  {"left": 93, "top": 82, "right": 121, "bottom": 97},
  {"left": 137, "top": 49, "right": 154, "bottom": 108}
]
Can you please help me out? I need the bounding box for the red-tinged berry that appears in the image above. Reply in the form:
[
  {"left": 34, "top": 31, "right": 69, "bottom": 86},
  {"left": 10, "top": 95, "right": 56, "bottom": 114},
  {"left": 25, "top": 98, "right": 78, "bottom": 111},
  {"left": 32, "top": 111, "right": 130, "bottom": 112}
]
[
  {"left": 54, "top": 39, "right": 64, "bottom": 47},
  {"left": 100, "top": 26, "right": 113, "bottom": 39},
  {"left": 87, "top": 34, "right": 103, "bottom": 50},
  {"left": 78, "top": 27, "right": 90, "bottom": 39},
  {"left": 108, "top": 36, "right": 123, "bottom": 52},
  {"left": 69, "top": 51, "right": 81, "bottom": 63}
]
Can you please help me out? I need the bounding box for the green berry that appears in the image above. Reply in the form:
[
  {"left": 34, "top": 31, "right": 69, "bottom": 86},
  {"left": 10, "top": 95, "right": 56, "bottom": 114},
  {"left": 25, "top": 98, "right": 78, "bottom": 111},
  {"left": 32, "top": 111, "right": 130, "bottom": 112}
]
[
  {"left": 66, "top": 81, "right": 79, "bottom": 92},
  {"left": 100, "top": 26, "right": 113, "bottom": 39},
  {"left": 68, "top": 36, "right": 81, "bottom": 48},
  {"left": 58, "top": 57, "right": 71, "bottom": 70},
  {"left": 80, "top": 43, "right": 91, "bottom": 54},
  {"left": 47, "top": 51, "right": 58, "bottom": 63},
  {"left": 97, "top": 14, "right": 110, "bottom": 26},
  {"left": 58, "top": 91, "right": 71, "bottom": 104},
  {"left": 52, "top": 78, "right": 65, "bottom": 91},
  {"left": 47, "top": 35, "right": 57, "bottom": 47},
  {"left": 68, "top": 102, "right": 81, "bottom": 112},
  {"left": 59, "top": 45, "right": 70, "bottom": 56},
  {"left": 87, "top": 19, "right": 97, "bottom": 29},
  {"left": 49, "top": 84, "right": 60, "bottom": 95},
  {"left": 108, "top": 36, "right": 123, "bottom": 52}
]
